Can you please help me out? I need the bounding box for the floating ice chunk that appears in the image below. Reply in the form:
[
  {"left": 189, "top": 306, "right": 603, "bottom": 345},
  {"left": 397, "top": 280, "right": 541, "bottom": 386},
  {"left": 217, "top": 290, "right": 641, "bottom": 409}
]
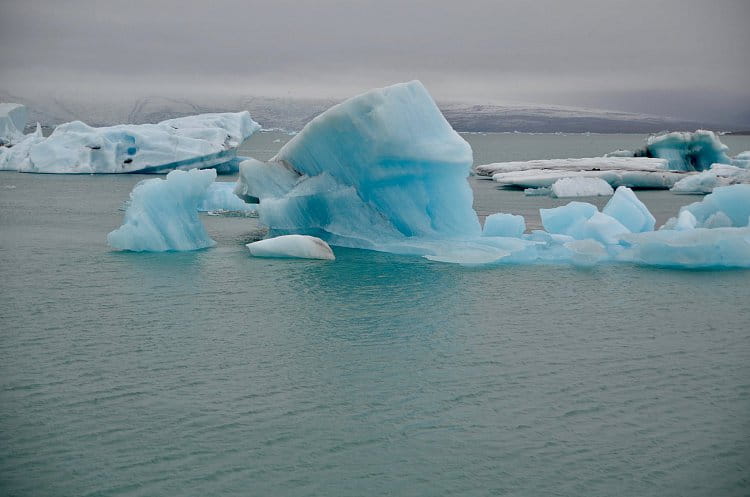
[
  {"left": 602, "top": 186, "right": 655, "bottom": 233},
  {"left": 619, "top": 227, "right": 750, "bottom": 268},
  {"left": 540, "top": 202, "right": 598, "bottom": 234},
  {"left": 491, "top": 168, "right": 684, "bottom": 190},
  {"left": 670, "top": 164, "right": 750, "bottom": 193},
  {"left": 249, "top": 81, "right": 480, "bottom": 252},
  {"left": 524, "top": 187, "right": 551, "bottom": 196},
  {"left": 107, "top": 169, "right": 217, "bottom": 251},
  {"left": 235, "top": 157, "right": 300, "bottom": 202},
  {"left": 732, "top": 151, "right": 750, "bottom": 169},
  {"left": 482, "top": 213, "right": 525, "bottom": 237},
  {"left": 198, "top": 181, "right": 256, "bottom": 213},
  {"left": 246, "top": 235, "right": 335, "bottom": 260},
  {"left": 605, "top": 149, "right": 635, "bottom": 158},
  {"left": 0, "top": 124, "right": 44, "bottom": 171},
  {"left": 673, "top": 210, "right": 697, "bottom": 231},
  {"left": 541, "top": 202, "right": 629, "bottom": 245},
  {"left": 664, "top": 184, "right": 750, "bottom": 229},
  {"left": 4, "top": 112, "right": 259, "bottom": 174},
  {"left": 0, "top": 103, "right": 27, "bottom": 145},
  {"left": 475, "top": 157, "right": 668, "bottom": 177},
  {"left": 564, "top": 239, "right": 608, "bottom": 266},
  {"left": 643, "top": 130, "right": 731, "bottom": 171},
  {"left": 550, "top": 177, "right": 613, "bottom": 198}
]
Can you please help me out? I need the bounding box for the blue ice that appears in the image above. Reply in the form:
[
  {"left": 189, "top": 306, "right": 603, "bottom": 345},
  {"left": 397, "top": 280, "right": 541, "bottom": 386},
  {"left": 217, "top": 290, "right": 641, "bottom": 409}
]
[{"left": 107, "top": 169, "right": 217, "bottom": 251}]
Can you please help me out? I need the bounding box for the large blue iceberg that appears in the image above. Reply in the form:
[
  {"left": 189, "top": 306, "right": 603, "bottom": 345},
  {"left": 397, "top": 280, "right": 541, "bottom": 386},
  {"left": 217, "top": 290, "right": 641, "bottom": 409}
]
[
  {"left": 237, "top": 81, "right": 480, "bottom": 250},
  {"left": 1, "top": 112, "right": 259, "bottom": 174},
  {"left": 107, "top": 169, "right": 218, "bottom": 252}
]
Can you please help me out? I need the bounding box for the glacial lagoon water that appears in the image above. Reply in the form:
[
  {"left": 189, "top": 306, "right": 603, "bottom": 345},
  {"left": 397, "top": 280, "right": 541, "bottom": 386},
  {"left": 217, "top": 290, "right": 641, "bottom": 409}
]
[{"left": 1, "top": 132, "right": 749, "bottom": 496}]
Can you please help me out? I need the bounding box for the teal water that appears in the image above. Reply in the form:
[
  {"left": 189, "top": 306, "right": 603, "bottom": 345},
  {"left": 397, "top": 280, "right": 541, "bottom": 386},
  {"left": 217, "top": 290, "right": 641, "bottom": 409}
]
[{"left": 1, "top": 133, "right": 749, "bottom": 497}]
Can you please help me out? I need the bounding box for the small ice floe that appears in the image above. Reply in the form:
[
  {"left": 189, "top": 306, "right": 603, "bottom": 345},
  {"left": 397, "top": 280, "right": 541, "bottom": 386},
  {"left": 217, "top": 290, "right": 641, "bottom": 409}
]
[{"left": 246, "top": 235, "right": 335, "bottom": 260}]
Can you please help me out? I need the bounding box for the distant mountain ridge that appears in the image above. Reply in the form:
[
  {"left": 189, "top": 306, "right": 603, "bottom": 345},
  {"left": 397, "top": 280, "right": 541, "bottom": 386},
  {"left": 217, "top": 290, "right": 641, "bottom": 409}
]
[{"left": 0, "top": 91, "right": 714, "bottom": 133}]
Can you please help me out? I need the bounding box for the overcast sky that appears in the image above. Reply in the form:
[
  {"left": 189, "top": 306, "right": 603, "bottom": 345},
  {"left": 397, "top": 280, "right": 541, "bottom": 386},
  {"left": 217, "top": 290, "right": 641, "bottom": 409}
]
[{"left": 1, "top": 0, "right": 748, "bottom": 124}]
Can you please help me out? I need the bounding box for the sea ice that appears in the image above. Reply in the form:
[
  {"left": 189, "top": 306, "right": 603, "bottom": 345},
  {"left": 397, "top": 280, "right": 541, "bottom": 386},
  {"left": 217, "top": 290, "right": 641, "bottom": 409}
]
[
  {"left": 0, "top": 103, "right": 28, "bottom": 145},
  {"left": 482, "top": 213, "right": 526, "bottom": 237},
  {"left": 670, "top": 164, "right": 750, "bottom": 193},
  {"left": 602, "top": 186, "right": 656, "bottom": 233},
  {"left": 2, "top": 112, "right": 259, "bottom": 174},
  {"left": 550, "top": 177, "right": 613, "bottom": 198},
  {"left": 246, "top": 235, "right": 335, "bottom": 260},
  {"left": 198, "top": 181, "right": 256, "bottom": 213},
  {"left": 107, "top": 169, "right": 217, "bottom": 251}
]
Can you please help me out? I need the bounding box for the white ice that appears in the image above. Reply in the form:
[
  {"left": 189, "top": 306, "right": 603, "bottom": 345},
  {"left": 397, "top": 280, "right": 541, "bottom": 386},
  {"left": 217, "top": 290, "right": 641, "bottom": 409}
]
[
  {"left": 475, "top": 157, "right": 668, "bottom": 177},
  {"left": 1, "top": 112, "right": 259, "bottom": 174},
  {"left": 491, "top": 167, "right": 685, "bottom": 190},
  {"left": 550, "top": 177, "right": 613, "bottom": 198},
  {"left": 0, "top": 103, "right": 28, "bottom": 145},
  {"left": 107, "top": 169, "right": 217, "bottom": 251},
  {"left": 671, "top": 164, "right": 750, "bottom": 193},
  {"left": 246, "top": 235, "right": 335, "bottom": 260}
]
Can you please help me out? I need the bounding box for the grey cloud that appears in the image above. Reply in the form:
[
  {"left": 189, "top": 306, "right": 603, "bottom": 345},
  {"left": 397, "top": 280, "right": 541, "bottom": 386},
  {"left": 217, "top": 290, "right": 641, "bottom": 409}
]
[{"left": 1, "top": 0, "right": 748, "bottom": 125}]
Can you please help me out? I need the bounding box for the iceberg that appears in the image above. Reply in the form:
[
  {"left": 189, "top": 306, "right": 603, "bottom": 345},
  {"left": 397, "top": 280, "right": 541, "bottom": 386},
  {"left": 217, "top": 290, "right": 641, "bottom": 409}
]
[
  {"left": 670, "top": 164, "right": 750, "bottom": 193},
  {"left": 491, "top": 167, "right": 685, "bottom": 190},
  {"left": 0, "top": 103, "right": 28, "bottom": 145},
  {"left": 475, "top": 157, "right": 669, "bottom": 177},
  {"left": 246, "top": 235, "right": 335, "bottom": 260},
  {"left": 482, "top": 213, "right": 525, "bottom": 237},
  {"left": 662, "top": 184, "right": 750, "bottom": 229},
  {"left": 540, "top": 202, "right": 630, "bottom": 245},
  {"left": 602, "top": 186, "right": 656, "bottom": 233},
  {"left": 550, "top": 177, "right": 613, "bottom": 198},
  {"left": 110, "top": 82, "right": 749, "bottom": 269},
  {"left": 2, "top": 112, "right": 259, "bottom": 174},
  {"left": 198, "top": 181, "right": 256, "bottom": 213},
  {"left": 643, "top": 130, "right": 731, "bottom": 171},
  {"left": 241, "top": 81, "right": 480, "bottom": 252},
  {"left": 107, "top": 169, "right": 217, "bottom": 251},
  {"left": 732, "top": 151, "right": 750, "bottom": 169},
  {"left": 0, "top": 124, "right": 44, "bottom": 171},
  {"left": 618, "top": 227, "right": 750, "bottom": 268}
]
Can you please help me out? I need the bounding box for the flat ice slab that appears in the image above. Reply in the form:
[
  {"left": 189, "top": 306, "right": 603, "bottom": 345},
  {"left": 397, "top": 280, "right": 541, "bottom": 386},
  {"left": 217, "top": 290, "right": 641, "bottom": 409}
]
[
  {"left": 1, "top": 112, "right": 259, "bottom": 174},
  {"left": 475, "top": 157, "right": 669, "bottom": 177},
  {"left": 670, "top": 164, "right": 750, "bottom": 194},
  {"left": 551, "top": 177, "right": 614, "bottom": 198},
  {"left": 246, "top": 235, "right": 335, "bottom": 260}
]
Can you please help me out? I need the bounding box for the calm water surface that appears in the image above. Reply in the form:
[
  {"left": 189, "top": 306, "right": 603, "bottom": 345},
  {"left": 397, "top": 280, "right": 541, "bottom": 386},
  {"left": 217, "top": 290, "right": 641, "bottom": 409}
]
[{"left": 1, "top": 133, "right": 749, "bottom": 497}]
